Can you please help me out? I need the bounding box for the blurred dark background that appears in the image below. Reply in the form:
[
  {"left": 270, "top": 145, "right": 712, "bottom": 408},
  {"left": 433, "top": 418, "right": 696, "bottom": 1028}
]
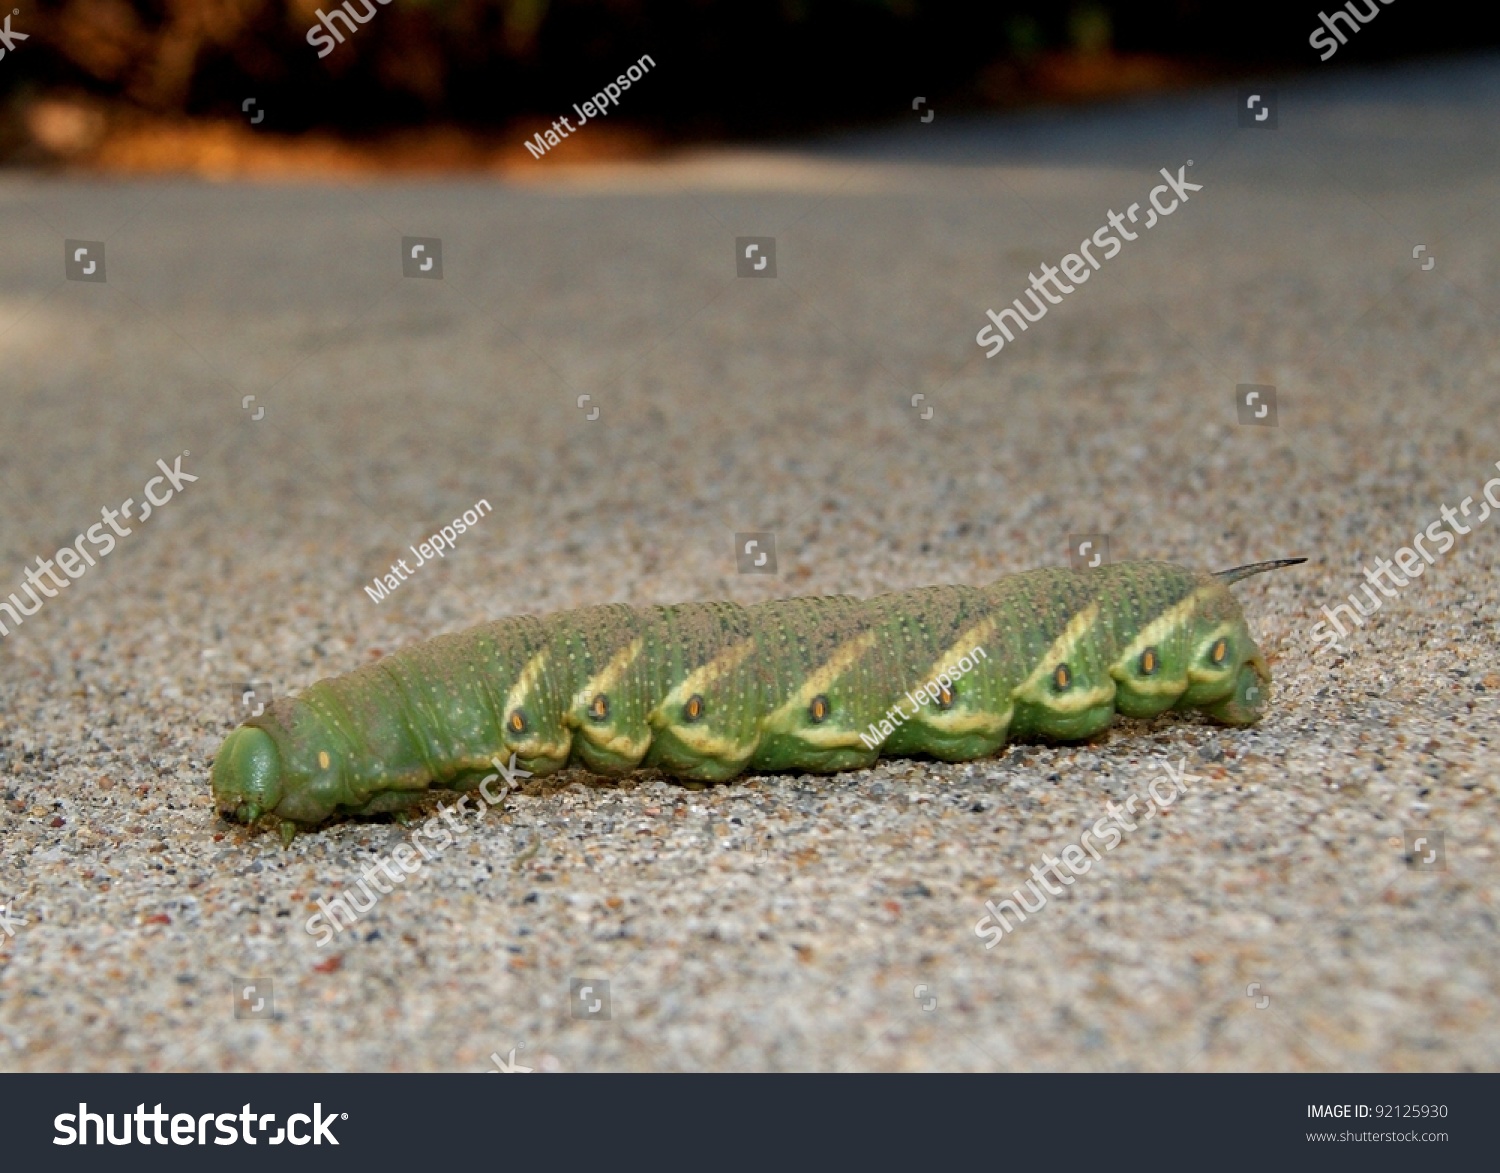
[{"left": 5, "top": 0, "right": 1499, "bottom": 171}]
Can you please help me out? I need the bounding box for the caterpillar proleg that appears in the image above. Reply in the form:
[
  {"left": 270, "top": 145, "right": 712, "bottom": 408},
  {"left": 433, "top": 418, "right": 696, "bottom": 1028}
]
[{"left": 212, "top": 558, "right": 1303, "bottom": 832}]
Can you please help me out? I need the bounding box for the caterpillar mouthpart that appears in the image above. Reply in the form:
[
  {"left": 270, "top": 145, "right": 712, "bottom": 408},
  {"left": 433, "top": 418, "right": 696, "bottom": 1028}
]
[
  {"left": 1203, "top": 648, "right": 1273, "bottom": 726},
  {"left": 212, "top": 725, "right": 284, "bottom": 824}
]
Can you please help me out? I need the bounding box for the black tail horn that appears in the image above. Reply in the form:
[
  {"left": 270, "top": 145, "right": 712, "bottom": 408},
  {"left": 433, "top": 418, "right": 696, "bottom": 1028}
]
[{"left": 1213, "top": 557, "right": 1308, "bottom": 585}]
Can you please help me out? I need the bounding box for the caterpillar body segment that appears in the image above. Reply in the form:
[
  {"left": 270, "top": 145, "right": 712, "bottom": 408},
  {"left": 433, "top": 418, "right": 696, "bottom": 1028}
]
[{"left": 212, "top": 558, "right": 1302, "bottom": 829}]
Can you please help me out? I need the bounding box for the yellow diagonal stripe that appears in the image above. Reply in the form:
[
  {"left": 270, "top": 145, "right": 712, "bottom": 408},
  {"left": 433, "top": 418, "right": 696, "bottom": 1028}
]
[
  {"left": 1015, "top": 603, "right": 1100, "bottom": 694},
  {"left": 503, "top": 649, "right": 552, "bottom": 722},
  {"left": 569, "top": 636, "right": 644, "bottom": 716},
  {"left": 655, "top": 638, "right": 759, "bottom": 715},
  {"left": 762, "top": 629, "right": 879, "bottom": 731},
  {"left": 1011, "top": 602, "right": 1116, "bottom": 713}
]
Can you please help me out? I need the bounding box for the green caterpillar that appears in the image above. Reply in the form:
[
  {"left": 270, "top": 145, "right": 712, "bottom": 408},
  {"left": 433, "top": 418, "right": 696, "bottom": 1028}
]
[{"left": 212, "top": 558, "right": 1303, "bottom": 834}]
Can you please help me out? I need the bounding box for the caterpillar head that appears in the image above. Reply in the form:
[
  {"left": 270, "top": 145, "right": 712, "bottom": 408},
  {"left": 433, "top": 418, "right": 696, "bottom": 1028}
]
[
  {"left": 214, "top": 690, "right": 426, "bottom": 827},
  {"left": 1181, "top": 621, "right": 1271, "bottom": 726},
  {"left": 212, "top": 725, "right": 285, "bottom": 824},
  {"left": 1172, "top": 559, "right": 1302, "bottom": 726}
]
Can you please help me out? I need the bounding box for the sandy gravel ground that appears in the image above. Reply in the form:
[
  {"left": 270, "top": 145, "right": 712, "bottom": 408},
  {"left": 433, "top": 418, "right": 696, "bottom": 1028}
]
[{"left": 1, "top": 55, "right": 1497, "bottom": 1072}]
